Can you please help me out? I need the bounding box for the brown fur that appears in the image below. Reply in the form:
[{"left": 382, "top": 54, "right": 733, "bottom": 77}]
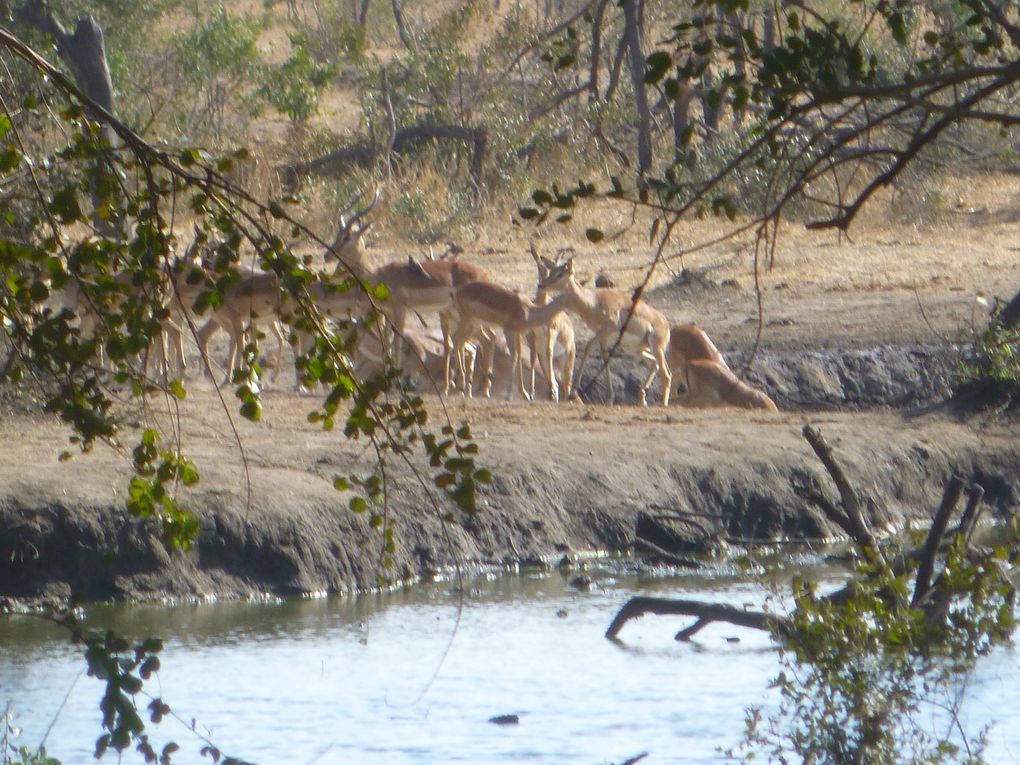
[
  {"left": 675, "top": 359, "right": 779, "bottom": 412},
  {"left": 540, "top": 258, "right": 672, "bottom": 406},
  {"left": 666, "top": 323, "right": 728, "bottom": 380}
]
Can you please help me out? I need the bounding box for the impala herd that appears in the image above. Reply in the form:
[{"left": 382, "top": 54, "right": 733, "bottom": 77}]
[{"left": 60, "top": 191, "right": 779, "bottom": 413}]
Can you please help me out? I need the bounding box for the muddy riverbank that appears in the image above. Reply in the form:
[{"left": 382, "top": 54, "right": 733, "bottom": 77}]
[
  {"left": 1, "top": 357, "right": 1017, "bottom": 607},
  {"left": 4, "top": 179, "right": 1020, "bottom": 607}
]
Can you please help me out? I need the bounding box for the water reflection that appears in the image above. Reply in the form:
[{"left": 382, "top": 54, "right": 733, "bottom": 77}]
[{"left": 1, "top": 564, "right": 1016, "bottom": 764}]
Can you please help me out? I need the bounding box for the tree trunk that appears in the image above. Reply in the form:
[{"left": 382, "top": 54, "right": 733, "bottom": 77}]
[
  {"left": 622, "top": 0, "right": 652, "bottom": 175},
  {"left": 17, "top": 6, "right": 116, "bottom": 146},
  {"left": 672, "top": 75, "right": 695, "bottom": 153},
  {"left": 588, "top": 0, "right": 608, "bottom": 100},
  {"left": 391, "top": 0, "right": 415, "bottom": 51},
  {"left": 762, "top": 7, "right": 776, "bottom": 50},
  {"left": 279, "top": 124, "right": 488, "bottom": 185}
]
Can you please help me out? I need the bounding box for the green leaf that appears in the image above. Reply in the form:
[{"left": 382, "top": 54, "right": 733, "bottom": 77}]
[
  {"left": 169, "top": 379, "right": 187, "bottom": 400},
  {"left": 239, "top": 399, "right": 262, "bottom": 422},
  {"left": 888, "top": 11, "right": 907, "bottom": 46}
]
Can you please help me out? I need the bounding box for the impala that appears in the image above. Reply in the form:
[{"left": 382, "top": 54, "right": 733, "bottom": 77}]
[
  {"left": 666, "top": 323, "right": 728, "bottom": 381},
  {"left": 537, "top": 257, "right": 672, "bottom": 406},
  {"left": 165, "top": 237, "right": 288, "bottom": 385},
  {"left": 324, "top": 191, "right": 457, "bottom": 375},
  {"left": 419, "top": 248, "right": 491, "bottom": 392},
  {"left": 529, "top": 245, "right": 575, "bottom": 402},
  {"left": 665, "top": 323, "right": 777, "bottom": 411},
  {"left": 674, "top": 358, "right": 779, "bottom": 411}
]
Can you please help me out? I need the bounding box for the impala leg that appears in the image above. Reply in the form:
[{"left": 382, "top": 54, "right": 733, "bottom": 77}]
[
  {"left": 196, "top": 318, "right": 220, "bottom": 382},
  {"left": 573, "top": 336, "right": 598, "bottom": 403},
  {"left": 528, "top": 329, "right": 539, "bottom": 400},
  {"left": 440, "top": 311, "right": 454, "bottom": 395},
  {"left": 657, "top": 345, "right": 672, "bottom": 406},
  {"left": 222, "top": 326, "right": 241, "bottom": 387},
  {"left": 562, "top": 342, "right": 576, "bottom": 402},
  {"left": 269, "top": 320, "right": 286, "bottom": 382},
  {"left": 505, "top": 331, "right": 518, "bottom": 402},
  {"left": 452, "top": 321, "right": 474, "bottom": 398},
  {"left": 165, "top": 317, "right": 186, "bottom": 379},
  {"left": 638, "top": 358, "right": 659, "bottom": 407},
  {"left": 462, "top": 342, "right": 477, "bottom": 397},
  {"left": 601, "top": 342, "right": 615, "bottom": 405},
  {"left": 544, "top": 329, "right": 559, "bottom": 402},
  {"left": 482, "top": 335, "right": 497, "bottom": 398}
]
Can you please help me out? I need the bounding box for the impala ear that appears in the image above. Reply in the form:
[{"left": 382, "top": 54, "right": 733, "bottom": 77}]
[{"left": 540, "top": 256, "right": 556, "bottom": 270}]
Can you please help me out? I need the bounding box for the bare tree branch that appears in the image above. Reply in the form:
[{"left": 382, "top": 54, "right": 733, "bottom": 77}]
[{"left": 605, "top": 596, "right": 785, "bottom": 641}]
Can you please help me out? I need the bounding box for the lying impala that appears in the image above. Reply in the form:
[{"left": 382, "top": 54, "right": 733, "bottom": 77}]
[
  {"left": 667, "top": 323, "right": 778, "bottom": 411},
  {"left": 537, "top": 257, "right": 672, "bottom": 406}
]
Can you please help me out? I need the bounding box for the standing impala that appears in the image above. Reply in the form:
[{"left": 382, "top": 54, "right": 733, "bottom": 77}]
[
  {"left": 418, "top": 250, "right": 491, "bottom": 393},
  {"left": 324, "top": 192, "right": 457, "bottom": 374},
  {"left": 450, "top": 279, "right": 580, "bottom": 401},
  {"left": 529, "top": 246, "right": 575, "bottom": 402},
  {"left": 538, "top": 257, "right": 672, "bottom": 406}
]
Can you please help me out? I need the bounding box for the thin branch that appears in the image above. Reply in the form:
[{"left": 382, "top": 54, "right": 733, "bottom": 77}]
[{"left": 802, "top": 425, "right": 884, "bottom": 566}]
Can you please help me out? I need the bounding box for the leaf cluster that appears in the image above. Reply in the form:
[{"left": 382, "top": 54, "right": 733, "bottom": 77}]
[{"left": 739, "top": 524, "right": 1017, "bottom": 764}]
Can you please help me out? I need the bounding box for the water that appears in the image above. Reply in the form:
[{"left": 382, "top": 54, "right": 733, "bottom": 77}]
[{"left": 2, "top": 567, "right": 1019, "bottom": 764}]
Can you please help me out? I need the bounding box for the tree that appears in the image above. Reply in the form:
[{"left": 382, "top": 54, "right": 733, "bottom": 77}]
[
  {"left": 0, "top": 12, "right": 495, "bottom": 760},
  {"left": 0, "top": 17, "right": 485, "bottom": 558},
  {"left": 608, "top": 426, "right": 1017, "bottom": 763},
  {"left": 522, "top": 0, "right": 1020, "bottom": 315}
]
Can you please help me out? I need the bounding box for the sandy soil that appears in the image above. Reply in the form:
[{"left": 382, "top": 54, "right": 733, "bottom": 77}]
[{"left": 1, "top": 176, "right": 1019, "bottom": 606}]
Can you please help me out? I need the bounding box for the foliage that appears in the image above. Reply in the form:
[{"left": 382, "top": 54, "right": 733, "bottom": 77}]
[
  {"left": 2, "top": 707, "right": 61, "bottom": 765},
  {"left": 522, "top": 0, "right": 1020, "bottom": 265},
  {"left": 170, "top": 4, "right": 263, "bottom": 140},
  {"left": 737, "top": 534, "right": 1016, "bottom": 764},
  {"left": 0, "top": 24, "right": 486, "bottom": 556},
  {"left": 257, "top": 31, "right": 337, "bottom": 124},
  {"left": 957, "top": 317, "right": 1020, "bottom": 404}
]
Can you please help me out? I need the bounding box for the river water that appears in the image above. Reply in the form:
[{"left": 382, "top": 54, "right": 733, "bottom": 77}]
[{"left": 2, "top": 564, "right": 1019, "bottom": 764}]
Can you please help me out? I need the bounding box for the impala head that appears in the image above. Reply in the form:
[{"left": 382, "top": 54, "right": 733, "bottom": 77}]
[
  {"left": 327, "top": 188, "right": 380, "bottom": 271},
  {"left": 537, "top": 256, "right": 575, "bottom": 294},
  {"left": 529, "top": 243, "right": 561, "bottom": 292}
]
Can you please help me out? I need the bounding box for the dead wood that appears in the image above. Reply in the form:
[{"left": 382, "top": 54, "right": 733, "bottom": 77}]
[
  {"left": 605, "top": 596, "right": 785, "bottom": 641},
  {"left": 606, "top": 425, "right": 996, "bottom": 643},
  {"left": 278, "top": 124, "right": 487, "bottom": 186},
  {"left": 631, "top": 537, "right": 701, "bottom": 569},
  {"left": 801, "top": 424, "right": 883, "bottom": 564},
  {"left": 912, "top": 476, "right": 964, "bottom": 607}
]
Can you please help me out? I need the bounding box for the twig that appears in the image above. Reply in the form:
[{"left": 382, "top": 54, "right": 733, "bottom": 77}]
[{"left": 801, "top": 425, "right": 882, "bottom": 564}]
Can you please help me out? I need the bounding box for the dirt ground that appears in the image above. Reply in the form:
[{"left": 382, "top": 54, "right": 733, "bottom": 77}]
[{"left": 1, "top": 175, "right": 1019, "bottom": 605}]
